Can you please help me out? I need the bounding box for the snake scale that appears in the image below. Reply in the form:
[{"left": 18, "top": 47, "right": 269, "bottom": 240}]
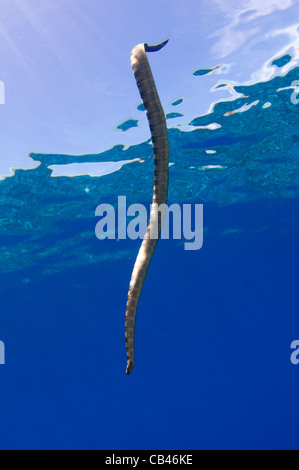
[{"left": 125, "top": 40, "right": 169, "bottom": 374}]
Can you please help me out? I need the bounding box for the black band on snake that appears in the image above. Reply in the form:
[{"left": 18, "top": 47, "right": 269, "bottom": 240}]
[{"left": 125, "top": 40, "right": 169, "bottom": 375}]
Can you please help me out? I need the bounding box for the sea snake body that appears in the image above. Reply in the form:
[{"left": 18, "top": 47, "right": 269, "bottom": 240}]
[{"left": 125, "top": 40, "right": 169, "bottom": 375}]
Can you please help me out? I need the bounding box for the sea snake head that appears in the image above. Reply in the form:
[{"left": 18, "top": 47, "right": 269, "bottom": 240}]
[
  {"left": 144, "top": 39, "right": 169, "bottom": 52},
  {"left": 131, "top": 40, "right": 169, "bottom": 68}
]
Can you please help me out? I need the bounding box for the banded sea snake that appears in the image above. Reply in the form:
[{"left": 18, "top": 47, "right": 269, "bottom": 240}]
[{"left": 125, "top": 40, "right": 170, "bottom": 375}]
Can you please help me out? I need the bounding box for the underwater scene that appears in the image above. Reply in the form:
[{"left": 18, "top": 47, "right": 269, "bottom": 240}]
[{"left": 0, "top": 0, "right": 299, "bottom": 450}]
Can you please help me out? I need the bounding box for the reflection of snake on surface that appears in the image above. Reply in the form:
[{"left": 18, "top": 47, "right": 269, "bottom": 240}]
[{"left": 125, "top": 40, "right": 169, "bottom": 375}]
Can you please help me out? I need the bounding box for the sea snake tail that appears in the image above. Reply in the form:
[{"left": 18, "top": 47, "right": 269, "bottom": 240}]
[{"left": 125, "top": 40, "right": 169, "bottom": 375}]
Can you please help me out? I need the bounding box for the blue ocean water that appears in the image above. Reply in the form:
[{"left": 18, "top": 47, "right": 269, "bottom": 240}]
[{"left": 0, "top": 62, "right": 299, "bottom": 450}]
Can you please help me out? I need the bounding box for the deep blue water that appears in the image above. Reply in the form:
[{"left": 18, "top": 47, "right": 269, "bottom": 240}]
[{"left": 0, "top": 65, "right": 299, "bottom": 450}]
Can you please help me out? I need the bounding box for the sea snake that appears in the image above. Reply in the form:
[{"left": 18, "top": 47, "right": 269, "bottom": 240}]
[{"left": 125, "top": 40, "right": 169, "bottom": 375}]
